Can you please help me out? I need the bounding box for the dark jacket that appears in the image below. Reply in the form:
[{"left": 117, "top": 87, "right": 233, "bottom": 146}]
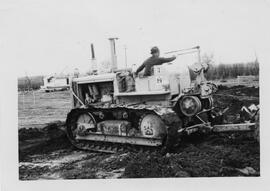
[{"left": 135, "top": 56, "right": 176, "bottom": 76}]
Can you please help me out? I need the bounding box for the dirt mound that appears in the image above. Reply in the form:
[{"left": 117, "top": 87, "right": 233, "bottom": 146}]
[
  {"left": 217, "top": 85, "right": 246, "bottom": 91},
  {"left": 213, "top": 86, "right": 259, "bottom": 123},
  {"left": 217, "top": 85, "right": 259, "bottom": 97},
  {"left": 124, "top": 152, "right": 184, "bottom": 178},
  {"left": 123, "top": 134, "right": 259, "bottom": 178},
  {"left": 19, "top": 121, "right": 72, "bottom": 162}
]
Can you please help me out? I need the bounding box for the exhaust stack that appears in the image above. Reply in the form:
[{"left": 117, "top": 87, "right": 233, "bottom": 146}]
[
  {"left": 90, "top": 43, "right": 97, "bottom": 74},
  {"left": 108, "top": 38, "right": 118, "bottom": 71},
  {"left": 91, "top": 43, "right": 95, "bottom": 59}
]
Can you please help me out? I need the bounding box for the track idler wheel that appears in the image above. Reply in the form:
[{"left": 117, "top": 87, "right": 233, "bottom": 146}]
[{"left": 66, "top": 109, "right": 97, "bottom": 149}]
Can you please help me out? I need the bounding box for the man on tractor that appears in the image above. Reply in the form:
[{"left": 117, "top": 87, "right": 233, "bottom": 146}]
[{"left": 135, "top": 46, "right": 176, "bottom": 77}]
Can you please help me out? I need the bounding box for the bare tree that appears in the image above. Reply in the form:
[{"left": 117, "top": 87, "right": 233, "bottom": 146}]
[{"left": 202, "top": 53, "right": 214, "bottom": 66}]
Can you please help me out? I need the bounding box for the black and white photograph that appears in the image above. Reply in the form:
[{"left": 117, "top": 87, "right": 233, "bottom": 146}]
[{"left": 1, "top": 0, "right": 269, "bottom": 190}]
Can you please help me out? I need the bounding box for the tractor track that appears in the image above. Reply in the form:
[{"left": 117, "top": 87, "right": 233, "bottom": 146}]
[{"left": 65, "top": 104, "right": 182, "bottom": 154}]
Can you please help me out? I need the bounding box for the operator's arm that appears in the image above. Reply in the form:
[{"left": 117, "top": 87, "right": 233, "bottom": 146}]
[
  {"left": 135, "top": 62, "right": 146, "bottom": 75},
  {"left": 158, "top": 56, "right": 176, "bottom": 64}
]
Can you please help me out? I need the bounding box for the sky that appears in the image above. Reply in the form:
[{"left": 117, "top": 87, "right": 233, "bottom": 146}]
[{"left": 0, "top": 0, "right": 269, "bottom": 77}]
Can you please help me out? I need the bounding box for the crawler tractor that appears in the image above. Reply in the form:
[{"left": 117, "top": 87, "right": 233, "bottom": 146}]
[{"left": 66, "top": 39, "right": 256, "bottom": 153}]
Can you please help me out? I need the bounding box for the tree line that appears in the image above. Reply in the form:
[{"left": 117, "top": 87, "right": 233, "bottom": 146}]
[
  {"left": 189, "top": 54, "right": 259, "bottom": 80},
  {"left": 18, "top": 76, "right": 44, "bottom": 91}
]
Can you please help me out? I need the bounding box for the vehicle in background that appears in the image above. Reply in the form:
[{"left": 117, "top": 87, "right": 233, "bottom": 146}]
[{"left": 41, "top": 75, "right": 71, "bottom": 92}]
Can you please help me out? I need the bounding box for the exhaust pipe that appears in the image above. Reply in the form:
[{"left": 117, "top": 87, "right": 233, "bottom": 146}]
[
  {"left": 91, "top": 43, "right": 95, "bottom": 59},
  {"left": 90, "top": 43, "right": 97, "bottom": 74},
  {"left": 108, "top": 38, "right": 118, "bottom": 71}
]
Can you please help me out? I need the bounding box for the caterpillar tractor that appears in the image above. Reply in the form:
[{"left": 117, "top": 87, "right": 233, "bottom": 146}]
[{"left": 65, "top": 39, "right": 256, "bottom": 154}]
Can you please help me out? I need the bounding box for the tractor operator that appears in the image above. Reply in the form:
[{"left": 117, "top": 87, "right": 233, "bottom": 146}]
[{"left": 135, "top": 46, "right": 176, "bottom": 77}]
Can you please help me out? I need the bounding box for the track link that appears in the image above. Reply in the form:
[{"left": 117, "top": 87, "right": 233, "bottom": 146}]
[{"left": 71, "top": 139, "right": 161, "bottom": 154}]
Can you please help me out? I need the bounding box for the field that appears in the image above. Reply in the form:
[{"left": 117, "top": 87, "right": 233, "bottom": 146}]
[
  {"left": 18, "top": 79, "right": 260, "bottom": 180},
  {"left": 18, "top": 91, "right": 71, "bottom": 129}
]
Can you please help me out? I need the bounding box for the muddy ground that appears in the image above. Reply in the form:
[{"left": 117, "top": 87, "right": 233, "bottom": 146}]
[{"left": 18, "top": 84, "right": 260, "bottom": 180}]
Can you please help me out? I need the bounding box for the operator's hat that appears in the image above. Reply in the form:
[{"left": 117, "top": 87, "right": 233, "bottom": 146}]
[{"left": 150, "top": 46, "right": 159, "bottom": 54}]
